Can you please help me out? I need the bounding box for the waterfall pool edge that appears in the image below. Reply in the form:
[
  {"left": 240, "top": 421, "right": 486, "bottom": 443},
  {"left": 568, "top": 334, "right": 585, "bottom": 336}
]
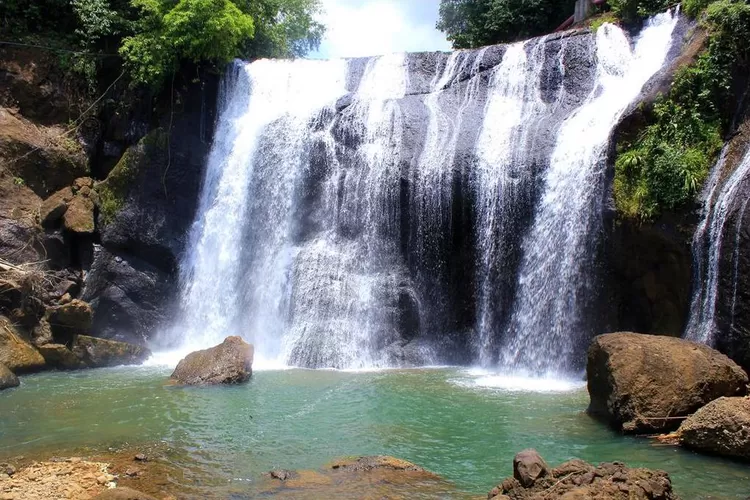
[{"left": 0, "top": 367, "right": 747, "bottom": 499}]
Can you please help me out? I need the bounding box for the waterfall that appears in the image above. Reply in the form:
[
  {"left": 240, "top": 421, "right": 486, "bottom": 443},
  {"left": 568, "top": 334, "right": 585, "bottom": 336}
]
[
  {"left": 499, "top": 12, "right": 679, "bottom": 375},
  {"left": 685, "top": 146, "right": 750, "bottom": 345},
  {"left": 167, "top": 13, "right": 681, "bottom": 371}
]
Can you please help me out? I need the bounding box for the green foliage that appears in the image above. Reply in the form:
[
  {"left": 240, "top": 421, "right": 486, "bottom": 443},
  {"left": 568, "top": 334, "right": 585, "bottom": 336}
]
[
  {"left": 614, "top": 0, "right": 750, "bottom": 220},
  {"left": 2, "top": 0, "right": 324, "bottom": 91},
  {"left": 608, "top": 0, "right": 670, "bottom": 24},
  {"left": 589, "top": 12, "right": 619, "bottom": 31},
  {"left": 683, "top": 0, "right": 713, "bottom": 17},
  {"left": 437, "top": 0, "right": 576, "bottom": 48},
  {"left": 121, "top": 0, "right": 254, "bottom": 87}
]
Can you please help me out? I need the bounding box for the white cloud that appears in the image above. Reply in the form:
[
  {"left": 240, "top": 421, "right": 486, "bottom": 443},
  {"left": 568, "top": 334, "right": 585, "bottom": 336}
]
[{"left": 310, "top": 0, "right": 451, "bottom": 59}]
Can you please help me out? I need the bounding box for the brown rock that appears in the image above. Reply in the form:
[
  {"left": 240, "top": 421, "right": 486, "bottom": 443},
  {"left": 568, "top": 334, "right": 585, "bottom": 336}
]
[
  {"left": 63, "top": 195, "right": 95, "bottom": 233},
  {"left": 513, "top": 449, "right": 548, "bottom": 487},
  {"left": 72, "top": 335, "right": 151, "bottom": 368},
  {"left": 678, "top": 396, "right": 750, "bottom": 460},
  {"left": 46, "top": 299, "right": 93, "bottom": 341},
  {"left": 92, "top": 487, "right": 159, "bottom": 500},
  {"left": 0, "top": 363, "right": 19, "bottom": 390},
  {"left": 587, "top": 333, "right": 748, "bottom": 433},
  {"left": 0, "top": 317, "right": 45, "bottom": 373},
  {"left": 170, "top": 336, "right": 253, "bottom": 385},
  {"left": 39, "top": 187, "right": 73, "bottom": 227},
  {"left": 37, "top": 343, "right": 81, "bottom": 370},
  {"left": 490, "top": 452, "right": 677, "bottom": 500},
  {"left": 73, "top": 177, "right": 94, "bottom": 191}
]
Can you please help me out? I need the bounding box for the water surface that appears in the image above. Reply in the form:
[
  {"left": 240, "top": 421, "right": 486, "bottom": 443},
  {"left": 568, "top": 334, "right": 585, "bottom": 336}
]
[{"left": 0, "top": 367, "right": 746, "bottom": 498}]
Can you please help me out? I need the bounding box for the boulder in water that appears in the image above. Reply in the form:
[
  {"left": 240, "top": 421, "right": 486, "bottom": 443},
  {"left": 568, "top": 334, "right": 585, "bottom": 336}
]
[
  {"left": 170, "top": 336, "right": 253, "bottom": 385},
  {"left": 72, "top": 335, "right": 151, "bottom": 368},
  {"left": 678, "top": 396, "right": 750, "bottom": 460},
  {"left": 488, "top": 452, "right": 676, "bottom": 499},
  {"left": 38, "top": 343, "right": 82, "bottom": 370},
  {"left": 587, "top": 333, "right": 748, "bottom": 433},
  {"left": 0, "top": 363, "right": 19, "bottom": 390}
]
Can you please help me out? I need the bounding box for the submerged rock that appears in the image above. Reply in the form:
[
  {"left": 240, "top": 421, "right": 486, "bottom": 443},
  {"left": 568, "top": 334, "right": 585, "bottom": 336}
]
[
  {"left": 92, "top": 487, "right": 159, "bottom": 500},
  {"left": 587, "top": 333, "right": 748, "bottom": 433},
  {"left": 72, "top": 335, "right": 151, "bottom": 368},
  {"left": 170, "top": 336, "right": 253, "bottom": 385},
  {"left": 0, "top": 362, "right": 19, "bottom": 390},
  {"left": 260, "top": 455, "right": 459, "bottom": 498},
  {"left": 678, "top": 396, "right": 750, "bottom": 460},
  {"left": 488, "top": 450, "right": 677, "bottom": 499}
]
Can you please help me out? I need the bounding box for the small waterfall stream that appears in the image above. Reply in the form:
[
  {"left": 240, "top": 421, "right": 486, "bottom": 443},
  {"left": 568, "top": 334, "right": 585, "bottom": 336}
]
[
  {"left": 686, "top": 146, "right": 750, "bottom": 345},
  {"left": 170, "top": 12, "right": 681, "bottom": 371}
]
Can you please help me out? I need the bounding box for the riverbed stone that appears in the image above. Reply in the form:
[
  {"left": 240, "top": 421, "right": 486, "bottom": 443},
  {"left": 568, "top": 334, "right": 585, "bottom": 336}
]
[
  {"left": 489, "top": 452, "right": 676, "bottom": 499},
  {"left": 587, "top": 333, "right": 748, "bottom": 433},
  {"left": 678, "top": 396, "right": 750, "bottom": 460},
  {"left": 170, "top": 336, "right": 253, "bottom": 385},
  {"left": 0, "top": 363, "right": 19, "bottom": 390}
]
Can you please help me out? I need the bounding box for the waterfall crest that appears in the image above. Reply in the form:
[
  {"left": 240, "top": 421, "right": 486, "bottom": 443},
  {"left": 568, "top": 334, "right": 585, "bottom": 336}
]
[{"left": 168, "top": 13, "right": 681, "bottom": 371}]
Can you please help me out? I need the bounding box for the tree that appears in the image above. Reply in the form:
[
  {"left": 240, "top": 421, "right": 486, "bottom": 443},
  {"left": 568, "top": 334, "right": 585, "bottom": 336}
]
[{"left": 437, "top": 0, "right": 576, "bottom": 49}]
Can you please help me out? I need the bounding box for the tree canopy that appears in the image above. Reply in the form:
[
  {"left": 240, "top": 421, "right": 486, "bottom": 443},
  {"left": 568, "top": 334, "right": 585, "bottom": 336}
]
[
  {"left": 437, "top": 0, "right": 576, "bottom": 49},
  {"left": 0, "top": 0, "right": 324, "bottom": 88}
]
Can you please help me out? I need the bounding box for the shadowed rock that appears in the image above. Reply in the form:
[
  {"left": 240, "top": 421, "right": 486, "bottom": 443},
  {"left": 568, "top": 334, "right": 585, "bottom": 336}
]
[
  {"left": 587, "top": 333, "right": 748, "bottom": 433},
  {"left": 0, "top": 362, "right": 19, "bottom": 390},
  {"left": 678, "top": 396, "right": 750, "bottom": 460},
  {"left": 170, "top": 336, "right": 253, "bottom": 385}
]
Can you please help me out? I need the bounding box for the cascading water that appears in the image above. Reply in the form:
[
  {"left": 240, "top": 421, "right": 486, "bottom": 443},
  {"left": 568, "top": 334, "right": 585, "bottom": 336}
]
[
  {"left": 685, "top": 146, "right": 750, "bottom": 345},
  {"left": 167, "top": 12, "right": 682, "bottom": 371},
  {"left": 499, "top": 12, "right": 679, "bottom": 375}
]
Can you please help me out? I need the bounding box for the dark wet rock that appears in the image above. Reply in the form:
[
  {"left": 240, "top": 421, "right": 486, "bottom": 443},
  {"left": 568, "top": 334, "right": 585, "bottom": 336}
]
[
  {"left": 268, "top": 469, "right": 297, "bottom": 481},
  {"left": 513, "top": 449, "right": 549, "bottom": 487},
  {"left": 488, "top": 452, "right": 676, "bottom": 499},
  {"left": 587, "top": 333, "right": 748, "bottom": 433},
  {"left": 72, "top": 335, "right": 150, "bottom": 368},
  {"left": 170, "top": 336, "right": 253, "bottom": 385},
  {"left": 37, "top": 343, "right": 82, "bottom": 370},
  {"left": 0, "top": 362, "right": 19, "bottom": 390},
  {"left": 0, "top": 316, "right": 45, "bottom": 373},
  {"left": 678, "top": 396, "right": 750, "bottom": 460},
  {"left": 92, "top": 487, "right": 159, "bottom": 500},
  {"left": 82, "top": 245, "right": 173, "bottom": 346}
]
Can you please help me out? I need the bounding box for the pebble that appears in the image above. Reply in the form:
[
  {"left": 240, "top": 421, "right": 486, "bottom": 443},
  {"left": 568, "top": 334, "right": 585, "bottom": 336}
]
[{"left": 134, "top": 454, "right": 148, "bottom": 462}]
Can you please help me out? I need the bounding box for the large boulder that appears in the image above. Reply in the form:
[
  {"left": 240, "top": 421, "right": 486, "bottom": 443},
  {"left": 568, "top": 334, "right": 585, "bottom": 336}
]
[
  {"left": 72, "top": 335, "right": 151, "bottom": 368},
  {"left": 678, "top": 396, "right": 750, "bottom": 460},
  {"left": 587, "top": 333, "right": 748, "bottom": 433},
  {"left": 37, "top": 343, "right": 83, "bottom": 370},
  {"left": 488, "top": 452, "right": 676, "bottom": 499},
  {"left": 171, "top": 337, "right": 254, "bottom": 385},
  {"left": 82, "top": 245, "right": 173, "bottom": 346},
  {"left": 0, "top": 316, "right": 45, "bottom": 373},
  {"left": 0, "top": 362, "right": 19, "bottom": 390}
]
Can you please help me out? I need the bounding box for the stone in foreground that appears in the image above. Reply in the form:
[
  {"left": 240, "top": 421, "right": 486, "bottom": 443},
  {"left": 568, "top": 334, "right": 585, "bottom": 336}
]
[
  {"left": 587, "top": 333, "right": 748, "bottom": 433},
  {"left": 678, "top": 396, "right": 750, "bottom": 460},
  {"left": 93, "top": 486, "right": 159, "bottom": 500},
  {"left": 0, "top": 362, "right": 19, "bottom": 390},
  {"left": 488, "top": 450, "right": 677, "bottom": 499},
  {"left": 170, "top": 336, "right": 253, "bottom": 385}
]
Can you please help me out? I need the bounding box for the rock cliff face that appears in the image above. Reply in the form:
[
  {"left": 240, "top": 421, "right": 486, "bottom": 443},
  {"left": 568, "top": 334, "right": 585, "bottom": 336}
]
[{"left": 0, "top": 42, "right": 218, "bottom": 349}]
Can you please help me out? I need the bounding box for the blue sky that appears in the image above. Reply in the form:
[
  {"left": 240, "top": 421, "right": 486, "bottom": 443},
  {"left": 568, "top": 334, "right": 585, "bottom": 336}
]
[{"left": 310, "top": 0, "right": 452, "bottom": 59}]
